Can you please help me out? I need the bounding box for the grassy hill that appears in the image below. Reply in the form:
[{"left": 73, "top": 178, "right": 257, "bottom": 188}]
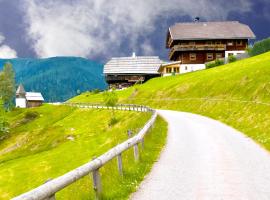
[
  {"left": 0, "top": 105, "right": 167, "bottom": 199},
  {"left": 0, "top": 57, "right": 107, "bottom": 102},
  {"left": 71, "top": 51, "right": 270, "bottom": 151}
]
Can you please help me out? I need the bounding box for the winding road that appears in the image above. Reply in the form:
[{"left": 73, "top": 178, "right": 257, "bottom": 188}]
[{"left": 131, "top": 110, "right": 270, "bottom": 200}]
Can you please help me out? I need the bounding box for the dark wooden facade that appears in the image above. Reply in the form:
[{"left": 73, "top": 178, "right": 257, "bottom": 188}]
[
  {"left": 106, "top": 74, "right": 160, "bottom": 88},
  {"left": 27, "top": 100, "right": 43, "bottom": 108},
  {"left": 168, "top": 39, "right": 248, "bottom": 63}
]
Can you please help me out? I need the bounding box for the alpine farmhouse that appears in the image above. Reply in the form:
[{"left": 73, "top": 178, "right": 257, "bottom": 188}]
[
  {"left": 163, "top": 21, "right": 256, "bottom": 75},
  {"left": 104, "top": 21, "right": 256, "bottom": 87},
  {"left": 104, "top": 53, "right": 163, "bottom": 89}
]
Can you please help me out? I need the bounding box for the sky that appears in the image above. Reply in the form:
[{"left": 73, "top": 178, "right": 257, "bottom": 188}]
[{"left": 0, "top": 0, "right": 269, "bottom": 62}]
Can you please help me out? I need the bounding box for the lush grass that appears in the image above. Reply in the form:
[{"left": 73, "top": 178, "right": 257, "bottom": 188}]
[
  {"left": 71, "top": 52, "right": 270, "bottom": 151},
  {"left": 0, "top": 104, "right": 167, "bottom": 199}
]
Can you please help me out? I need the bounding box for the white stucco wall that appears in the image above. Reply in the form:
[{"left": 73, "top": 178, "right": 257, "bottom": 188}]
[
  {"left": 16, "top": 98, "right": 26, "bottom": 108},
  {"left": 225, "top": 51, "right": 246, "bottom": 58},
  {"left": 180, "top": 64, "right": 206, "bottom": 74}
]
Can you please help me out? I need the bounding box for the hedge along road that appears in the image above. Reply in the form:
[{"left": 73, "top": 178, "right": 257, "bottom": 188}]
[{"left": 131, "top": 110, "right": 270, "bottom": 200}]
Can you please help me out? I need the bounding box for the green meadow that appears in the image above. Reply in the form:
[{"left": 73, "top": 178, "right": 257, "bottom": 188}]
[
  {"left": 71, "top": 51, "right": 270, "bottom": 151},
  {"left": 0, "top": 105, "right": 167, "bottom": 199}
]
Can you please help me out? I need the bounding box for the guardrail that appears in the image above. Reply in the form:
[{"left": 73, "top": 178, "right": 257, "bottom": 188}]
[{"left": 12, "top": 103, "right": 157, "bottom": 200}]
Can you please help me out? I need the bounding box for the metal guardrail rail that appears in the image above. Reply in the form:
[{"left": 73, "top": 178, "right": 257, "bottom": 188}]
[{"left": 12, "top": 103, "right": 157, "bottom": 200}]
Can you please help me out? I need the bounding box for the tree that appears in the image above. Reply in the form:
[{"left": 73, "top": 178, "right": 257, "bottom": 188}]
[
  {"left": 0, "top": 62, "right": 15, "bottom": 110},
  {"left": 103, "top": 89, "right": 119, "bottom": 126},
  {"left": 0, "top": 99, "right": 9, "bottom": 137},
  {"left": 103, "top": 89, "right": 118, "bottom": 108}
]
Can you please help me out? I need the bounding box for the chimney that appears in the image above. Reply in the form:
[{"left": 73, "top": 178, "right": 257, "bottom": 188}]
[{"left": 132, "top": 52, "right": 136, "bottom": 58}]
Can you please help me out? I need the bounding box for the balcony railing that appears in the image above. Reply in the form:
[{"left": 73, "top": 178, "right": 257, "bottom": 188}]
[{"left": 169, "top": 44, "right": 226, "bottom": 59}]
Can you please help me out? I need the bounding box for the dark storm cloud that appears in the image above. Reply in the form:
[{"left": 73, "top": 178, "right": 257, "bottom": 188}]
[{"left": 0, "top": 0, "right": 269, "bottom": 60}]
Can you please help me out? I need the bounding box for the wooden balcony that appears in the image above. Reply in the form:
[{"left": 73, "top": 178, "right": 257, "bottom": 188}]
[{"left": 169, "top": 44, "right": 226, "bottom": 59}]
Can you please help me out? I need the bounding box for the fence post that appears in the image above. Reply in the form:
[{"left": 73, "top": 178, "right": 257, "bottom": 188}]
[
  {"left": 134, "top": 143, "right": 139, "bottom": 162},
  {"left": 127, "top": 130, "right": 132, "bottom": 138},
  {"left": 117, "top": 154, "right": 123, "bottom": 176},
  {"left": 92, "top": 169, "right": 102, "bottom": 200},
  {"left": 141, "top": 138, "right": 145, "bottom": 150}
]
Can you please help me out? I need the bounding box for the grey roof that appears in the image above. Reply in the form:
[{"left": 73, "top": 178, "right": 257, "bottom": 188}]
[
  {"left": 26, "top": 92, "right": 44, "bottom": 101},
  {"left": 169, "top": 21, "right": 256, "bottom": 41},
  {"left": 16, "top": 84, "right": 26, "bottom": 95},
  {"left": 104, "top": 56, "right": 164, "bottom": 75}
]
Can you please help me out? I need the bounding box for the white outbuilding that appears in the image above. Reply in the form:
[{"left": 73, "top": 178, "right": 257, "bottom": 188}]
[{"left": 15, "top": 84, "right": 44, "bottom": 108}]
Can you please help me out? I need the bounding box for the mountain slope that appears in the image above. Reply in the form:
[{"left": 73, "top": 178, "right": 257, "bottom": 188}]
[
  {"left": 71, "top": 51, "right": 270, "bottom": 150},
  {"left": 0, "top": 57, "right": 107, "bottom": 102}
]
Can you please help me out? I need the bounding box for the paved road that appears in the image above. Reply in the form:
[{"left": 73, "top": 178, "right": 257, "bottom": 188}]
[{"left": 131, "top": 110, "right": 270, "bottom": 200}]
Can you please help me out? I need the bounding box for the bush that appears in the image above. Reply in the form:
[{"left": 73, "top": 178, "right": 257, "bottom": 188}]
[
  {"left": 108, "top": 117, "right": 119, "bottom": 127},
  {"left": 24, "top": 111, "right": 39, "bottom": 120},
  {"left": 206, "top": 59, "right": 225, "bottom": 69},
  {"left": 249, "top": 37, "right": 270, "bottom": 57},
  {"left": 0, "top": 118, "right": 9, "bottom": 136},
  {"left": 228, "top": 55, "right": 237, "bottom": 63},
  {"left": 92, "top": 89, "right": 101, "bottom": 94}
]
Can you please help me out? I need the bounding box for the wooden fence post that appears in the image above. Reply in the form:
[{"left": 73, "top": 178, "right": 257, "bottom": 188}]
[
  {"left": 117, "top": 154, "right": 123, "bottom": 176},
  {"left": 127, "top": 130, "right": 132, "bottom": 138},
  {"left": 92, "top": 169, "right": 102, "bottom": 200},
  {"left": 141, "top": 138, "right": 145, "bottom": 150},
  {"left": 134, "top": 144, "right": 139, "bottom": 162}
]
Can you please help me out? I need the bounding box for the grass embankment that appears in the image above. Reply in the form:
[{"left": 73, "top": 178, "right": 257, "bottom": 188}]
[
  {"left": 0, "top": 104, "right": 167, "bottom": 199},
  {"left": 71, "top": 51, "right": 270, "bottom": 151}
]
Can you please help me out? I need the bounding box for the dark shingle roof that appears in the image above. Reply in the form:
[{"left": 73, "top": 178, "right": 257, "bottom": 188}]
[{"left": 169, "top": 21, "right": 256, "bottom": 41}]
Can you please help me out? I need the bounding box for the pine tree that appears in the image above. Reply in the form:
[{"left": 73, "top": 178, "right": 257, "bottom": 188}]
[{"left": 0, "top": 62, "right": 15, "bottom": 110}]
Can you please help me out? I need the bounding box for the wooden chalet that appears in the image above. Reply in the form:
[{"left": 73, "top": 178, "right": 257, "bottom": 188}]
[
  {"left": 104, "top": 53, "right": 163, "bottom": 88},
  {"left": 165, "top": 21, "right": 256, "bottom": 75}
]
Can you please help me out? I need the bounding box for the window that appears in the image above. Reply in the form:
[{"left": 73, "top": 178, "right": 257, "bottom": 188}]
[
  {"left": 166, "top": 67, "right": 172, "bottom": 73},
  {"left": 206, "top": 41, "right": 212, "bottom": 45},
  {"left": 236, "top": 40, "right": 243, "bottom": 46},
  {"left": 185, "top": 66, "right": 188, "bottom": 70},
  {"left": 216, "top": 41, "right": 222, "bottom": 45},
  {"left": 190, "top": 53, "right": 196, "bottom": 61},
  {"left": 227, "top": 40, "right": 234, "bottom": 46},
  {"left": 207, "top": 53, "right": 214, "bottom": 60},
  {"left": 216, "top": 53, "right": 223, "bottom": 59},
  {"left": 189, "top": 42, "right": 195, "bottom": 45},
  {"left": 174, "top": 67, "right": 180, "bottom": 73}
]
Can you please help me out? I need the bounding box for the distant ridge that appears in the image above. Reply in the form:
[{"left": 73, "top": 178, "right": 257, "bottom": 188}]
[{"left": 0, "top": 57, "right": 107, "bottom": 102}]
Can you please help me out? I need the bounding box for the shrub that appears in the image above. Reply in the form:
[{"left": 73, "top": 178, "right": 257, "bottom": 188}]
[
  {"left": 249, "top": 37, "right": 270, "bottom": 57},
  {"left": 206, "top": 59, "right": 225, "bottom": 69},
  {"left": 228, "top": 55, "right": 237, "bottom": 63},
  {"left": 108, "top": 117, "right": 119, "bottom": 127},
  {"left": 24, "top": 111, "right": 39, "bottom": 120},
  {"left": 92, "top": 89, "right": 100, "bottom": 94},
  {"left": 0, "top": 118, "right": 9, "bottom": 137}
]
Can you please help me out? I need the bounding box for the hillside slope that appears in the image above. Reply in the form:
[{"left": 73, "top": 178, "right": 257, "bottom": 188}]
[
  {"left": 0, "top": 57, "right": 107, "bottom": 102},
  {"left": 0, "top": 105, "right": 167, "bottom": 199},
  {"left": 71, "top": 52, "right": 270, "bottom": 150}
]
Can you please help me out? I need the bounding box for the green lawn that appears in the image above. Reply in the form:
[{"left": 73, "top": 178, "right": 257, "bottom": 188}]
[
  {"left": 71, "top": 51, "right": 270, "bottom": 151},
  {"left": 0, "top": 104, "right": 167, "bottom": 199}
]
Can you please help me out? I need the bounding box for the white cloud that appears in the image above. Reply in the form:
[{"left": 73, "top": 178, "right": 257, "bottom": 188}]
[
  {"left": 23, "top": 0, "right": 253, "bottom": 59},
  {"left": 0, "top": 33, "right": 17, "bottom": 59}
]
